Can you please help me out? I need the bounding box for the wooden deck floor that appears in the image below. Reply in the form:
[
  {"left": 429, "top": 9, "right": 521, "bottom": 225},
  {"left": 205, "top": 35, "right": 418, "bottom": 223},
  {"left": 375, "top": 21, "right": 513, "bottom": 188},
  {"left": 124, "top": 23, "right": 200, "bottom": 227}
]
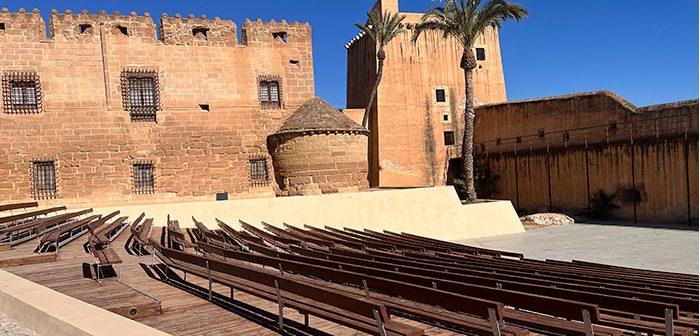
[{"left": 2, "top": 226, "right": 459, "bottom": 336}]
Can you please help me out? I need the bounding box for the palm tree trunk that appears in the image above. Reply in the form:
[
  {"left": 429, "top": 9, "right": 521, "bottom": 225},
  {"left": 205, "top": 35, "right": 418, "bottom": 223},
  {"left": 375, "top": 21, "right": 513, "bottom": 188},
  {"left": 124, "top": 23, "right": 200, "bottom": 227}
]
[
  {"left": 362, "top": 49, "right": 385, "bottom": 128},
  {"left": 461, "top": 50, "right": 477, "bottom": 201}
]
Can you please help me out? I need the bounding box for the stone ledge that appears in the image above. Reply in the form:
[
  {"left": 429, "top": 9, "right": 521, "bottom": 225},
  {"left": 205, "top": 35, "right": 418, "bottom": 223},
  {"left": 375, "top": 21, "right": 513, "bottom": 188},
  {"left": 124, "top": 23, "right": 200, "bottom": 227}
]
[{"left": 0, "top": 270, "right": 170, "bottom": 336}]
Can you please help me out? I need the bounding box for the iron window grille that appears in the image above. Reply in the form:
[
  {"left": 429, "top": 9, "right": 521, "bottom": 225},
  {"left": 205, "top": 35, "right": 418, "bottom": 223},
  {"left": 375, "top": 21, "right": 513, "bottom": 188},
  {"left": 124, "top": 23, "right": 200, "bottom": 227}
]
[
  {"left": 2, "top": 72, "right": 42, "bottom": 114},
  {"left": 31, "top": 160, "right": 57, "bottom": 200},
  {"left": 133, "top": 162, "right": 156, "bottom": 194},
  {"left": 249, "top": 158, "right": 270, "bottom": 187},
  {"left": 258, "top": 75, "right": 282, "bottom": 109},
  {"left": 121, "top": 70, "right": 160, "bottom": 122}
]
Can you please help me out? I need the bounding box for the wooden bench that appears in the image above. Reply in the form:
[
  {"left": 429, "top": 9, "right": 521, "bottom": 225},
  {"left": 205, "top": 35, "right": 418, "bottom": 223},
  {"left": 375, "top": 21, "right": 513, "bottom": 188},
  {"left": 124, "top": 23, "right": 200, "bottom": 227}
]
[
  {"left": 150, "top": 240, "right": 424, "bottom": 336},
  {"left": 36, "top": 215, "right": 101, "bottom": 253},
  {"left": 92, "top": 247, "right": 123, "bottom": 283},
  {"left": 92, "top": 216, "right": 129, "bottom": 247}
]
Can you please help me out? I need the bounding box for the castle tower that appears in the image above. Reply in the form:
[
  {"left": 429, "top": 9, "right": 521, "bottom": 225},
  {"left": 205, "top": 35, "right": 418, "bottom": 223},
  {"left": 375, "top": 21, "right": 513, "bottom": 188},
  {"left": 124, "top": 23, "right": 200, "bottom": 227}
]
[{"left": 346, "top": 0, "right": 507, "bottom": 188}]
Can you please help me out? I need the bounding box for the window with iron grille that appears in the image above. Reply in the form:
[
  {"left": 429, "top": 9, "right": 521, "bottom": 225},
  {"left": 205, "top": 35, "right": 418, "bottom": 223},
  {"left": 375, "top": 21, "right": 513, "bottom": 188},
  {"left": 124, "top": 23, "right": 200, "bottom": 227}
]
[
  {"left": 249, "top": 158, "right": 270, "bottom": 186},
  {"left": 133, "top": 162, "right": 155, "bottom": 194},
  {"left": 2, "top": 72, "right": 42, "bottom": 114},
  {"left": 258, "top": 76, "right": 282, "bottom": 109},
  {"left": 476, "top": 48, "right": 486, "bottom": 61},
  {"left": 31, "top": 160, "right": 57, "bottom": 200},
  {"left": 121, "top": 70, "right": 160, "bottom": 122}
]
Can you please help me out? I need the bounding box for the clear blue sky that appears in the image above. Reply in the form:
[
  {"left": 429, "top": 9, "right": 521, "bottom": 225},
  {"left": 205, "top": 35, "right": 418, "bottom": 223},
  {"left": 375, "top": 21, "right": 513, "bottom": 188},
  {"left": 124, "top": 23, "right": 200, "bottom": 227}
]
[{"left": 4, "top": 0, "right": 698, "bottom": 107}]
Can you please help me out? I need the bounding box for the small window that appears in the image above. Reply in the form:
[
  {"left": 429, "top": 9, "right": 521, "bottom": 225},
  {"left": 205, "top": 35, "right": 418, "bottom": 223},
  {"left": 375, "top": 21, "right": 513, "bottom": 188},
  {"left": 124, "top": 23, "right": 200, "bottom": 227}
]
[
  {"left": 476, "top": 48, "right": 486, "bottom": 61},
  {"left": 562, "top": 132, "right": 570, "bottom": 141},
  {"left": 289, "top": 60, "right": 300, "bottom": 65},
  {"left": 496, "top": 138, "right": 502, "bottom": 146},
  {"left": 516, "top": 137, "right": 522, "bottom": 144},
  {"left": 0, "top": 23, "right": 6, "bottom": 33},
  {"left": 435, "top": 89, "right": 446, "bottom": 103},
  {"left": 31, "top": 160, "right": 57, "bottom": 200},
  {"left": 608, "top": 121, "right": 618, "bottom": 131},
  {"left": 121, "top": 70, "right": 160, "bottom": 122},
  {"left": 444, "top": 131, "right": 455, "bottom": 146},
  {"left": 193, "top": 27, "right": 209, "bottom": 40},
  {"left": 258, "top": 79, "right": 281, "bottom": 109},
  {"left": 538, "top": 129, "right": 545, "bottom": 139},
  {"left": 443, "top": 114, "right": 449, "bottom": 122},
  {"left": 79, "top": 24, "right": 92, "bottom": 34},
  {"left": 249, "top": 158, "right": 270, "bottom": 187},
  {"left": 133, "top": 162, "right": 155, "bottom": 194},
  {"left": 2, "top": 72, "right": 42, "bottom": 114},
  {"left": 199, "top": 104, "right": 210, "bottom": 112},
  {"left": 272, "top": 31, "right": 287, "bottom": 42},
  {"left": 115, "top": 25, "right": 128, "bottom": 36},
  {"left": 480, "top": 143, "right": 486, "bottom": 152}
]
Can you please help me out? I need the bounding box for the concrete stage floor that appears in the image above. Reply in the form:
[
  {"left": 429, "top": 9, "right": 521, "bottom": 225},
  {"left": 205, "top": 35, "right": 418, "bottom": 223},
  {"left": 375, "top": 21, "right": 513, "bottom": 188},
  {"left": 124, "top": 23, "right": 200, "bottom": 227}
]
[{"left": 459, "top": 222, "right": 699, "bottom": 275}]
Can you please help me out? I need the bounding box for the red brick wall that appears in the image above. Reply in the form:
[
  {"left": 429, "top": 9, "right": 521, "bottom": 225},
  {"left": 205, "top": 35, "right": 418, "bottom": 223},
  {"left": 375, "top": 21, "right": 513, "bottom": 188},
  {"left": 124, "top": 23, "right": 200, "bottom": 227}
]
[{"left": 0, "top": 9, "right": 314, "bottom": 205}]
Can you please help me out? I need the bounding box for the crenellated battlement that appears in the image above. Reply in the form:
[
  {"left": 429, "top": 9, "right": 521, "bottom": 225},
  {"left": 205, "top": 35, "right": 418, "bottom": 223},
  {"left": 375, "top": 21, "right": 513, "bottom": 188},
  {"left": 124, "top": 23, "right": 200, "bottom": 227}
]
[
  {"left": 159, "top": 13, "right": 237, "bottom": 47},
  {"left": 1, "top": 7, "right": 311, "bottom": 47},
  {"left": 0, "top": 8, "right": 46, "bottom": 41},
  {"left": 241, "top": 18, "right": 311, "bottom": 47},
  {"left": 49, "top": 9, "right": 156, "bottom": 42}
]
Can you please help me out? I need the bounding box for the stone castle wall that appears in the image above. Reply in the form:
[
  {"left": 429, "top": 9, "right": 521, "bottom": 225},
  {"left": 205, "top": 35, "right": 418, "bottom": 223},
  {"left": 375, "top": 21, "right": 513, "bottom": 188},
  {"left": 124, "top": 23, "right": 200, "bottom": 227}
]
[
  {"left": 474, "top": 92, "right": 699, "bottom": 223},
  {"left": 268, "top": 132, "right": 369, "bottom": 196},
  {"left": 0, "top": 8, "right": 314, "bottom": 205}
]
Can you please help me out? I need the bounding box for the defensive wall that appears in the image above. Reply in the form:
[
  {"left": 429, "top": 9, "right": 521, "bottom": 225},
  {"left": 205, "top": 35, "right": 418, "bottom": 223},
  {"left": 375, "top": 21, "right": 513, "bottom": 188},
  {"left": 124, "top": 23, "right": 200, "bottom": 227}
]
[
  {"left": 474, "top": 91, "right": 699, "bottom": 224},
  {"left": 0, "top": 8, "right": 314, "bottom": 205}
]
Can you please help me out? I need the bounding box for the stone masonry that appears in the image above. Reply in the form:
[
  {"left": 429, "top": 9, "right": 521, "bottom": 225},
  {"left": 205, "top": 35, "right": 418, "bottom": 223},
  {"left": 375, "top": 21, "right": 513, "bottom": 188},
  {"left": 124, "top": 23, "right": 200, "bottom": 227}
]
[{"left": 0, "top": 8, "right": 314, "bottom": 205}]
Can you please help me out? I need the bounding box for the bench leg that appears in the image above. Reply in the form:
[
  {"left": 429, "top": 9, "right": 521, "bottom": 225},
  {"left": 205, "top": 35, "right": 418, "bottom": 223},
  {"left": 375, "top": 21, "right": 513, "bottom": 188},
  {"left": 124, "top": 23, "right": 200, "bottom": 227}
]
[
  {"left": 372, "top": 309, "right": 387, "bottom": 336},
  {"left": 665, "top": 308, "right": 674, "bottom": 336},
  {"left": 581, "top": 309, "right": 593, "bottom": 336},
  {"left": 274, "top": 279, "right": 284, "bottom": 332},
  {"left": 206, "top": 261, "right": 212, "bottom": 302},
  {"left": 488, "top": 307, "right": 501, "bottom": 336}
]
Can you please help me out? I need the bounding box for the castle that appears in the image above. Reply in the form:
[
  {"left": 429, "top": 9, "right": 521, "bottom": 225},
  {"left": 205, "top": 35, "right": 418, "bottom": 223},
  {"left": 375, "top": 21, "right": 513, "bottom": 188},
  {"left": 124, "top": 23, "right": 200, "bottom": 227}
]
[
  {"left": 1, "top": 1, "right": 697, "bottom": 223},
  {"left": 0, "top": 7, "right": 368, "bottom": 205},
  {"left": 346, "top": 0, "right": 698, "bottom": 223}
]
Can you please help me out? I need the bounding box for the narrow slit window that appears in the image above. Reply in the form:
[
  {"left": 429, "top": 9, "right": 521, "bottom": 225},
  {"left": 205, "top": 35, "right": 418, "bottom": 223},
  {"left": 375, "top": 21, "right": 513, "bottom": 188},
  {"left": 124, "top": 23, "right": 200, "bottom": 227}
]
[
  {"left": 538, "top": 129, "right": 545, "bottom": 139},
  {"left": 496, "top": 138, "right": 502, "bottom": 146},
  {"left": 444, "top": 131, "right": 455, "bottom": 146},
  {"left": 0, "top": 23, "right": 6, "bottom": 33},
  {"left": 435, "top": 89, "right": 446, "bottom": 103},
  {"left": 32, "top": 160, "right": 57, "bottom": 200},
  {"left": 2, "top": 72, "right": 42, "bottom": 114},
  {"left": 476, "top": 48, "right": 486, "bottom": 61},
  {"left": 249, "top": 158, "right": 270, "bottom": 187},
  {"left": 133, "top": 162, "right": 155, "bottom": 194},
  {"left": 563, "top": 132, "right": 570, "bottom": 141},
  {"left": 258, "top": 80, "right": 281, "bottom": 109}
]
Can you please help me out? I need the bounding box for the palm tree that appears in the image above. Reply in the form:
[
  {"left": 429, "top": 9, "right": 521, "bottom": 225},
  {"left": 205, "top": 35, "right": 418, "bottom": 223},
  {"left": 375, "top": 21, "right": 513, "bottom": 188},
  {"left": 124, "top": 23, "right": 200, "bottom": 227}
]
[
  {"left": 412, "top": 0, "right": 527, "bottom": 200},
  {"left": 355, "top": 9, "right": 406, "bottom": 128}
]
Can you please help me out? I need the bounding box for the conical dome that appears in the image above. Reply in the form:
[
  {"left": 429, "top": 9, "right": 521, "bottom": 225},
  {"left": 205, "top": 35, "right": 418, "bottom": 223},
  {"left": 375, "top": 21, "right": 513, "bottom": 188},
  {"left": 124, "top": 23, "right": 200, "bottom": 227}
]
[{"left": 273, "top": 97, "right": 368, "bottom": 135}]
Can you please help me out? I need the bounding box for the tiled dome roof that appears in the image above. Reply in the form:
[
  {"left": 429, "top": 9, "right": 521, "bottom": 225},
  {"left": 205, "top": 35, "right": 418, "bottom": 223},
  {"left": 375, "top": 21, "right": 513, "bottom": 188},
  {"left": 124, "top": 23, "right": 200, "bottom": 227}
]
[{"left": 273, "top": 97, "right": 368, "bottom": 135}]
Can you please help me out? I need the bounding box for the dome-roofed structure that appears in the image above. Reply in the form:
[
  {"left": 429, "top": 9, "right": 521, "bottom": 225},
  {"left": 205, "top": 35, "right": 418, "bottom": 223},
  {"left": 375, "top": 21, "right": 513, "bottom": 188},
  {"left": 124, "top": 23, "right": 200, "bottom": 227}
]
[{"left": 268, "top": 97, "right": 369, "bottom": 196}]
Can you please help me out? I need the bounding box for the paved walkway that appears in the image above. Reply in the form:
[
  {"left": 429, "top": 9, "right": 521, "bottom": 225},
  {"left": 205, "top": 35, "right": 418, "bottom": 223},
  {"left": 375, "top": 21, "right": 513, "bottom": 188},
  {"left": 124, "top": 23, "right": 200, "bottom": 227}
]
[{"left": 459, "top": 223, "right": 699, "bottom": 275}]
